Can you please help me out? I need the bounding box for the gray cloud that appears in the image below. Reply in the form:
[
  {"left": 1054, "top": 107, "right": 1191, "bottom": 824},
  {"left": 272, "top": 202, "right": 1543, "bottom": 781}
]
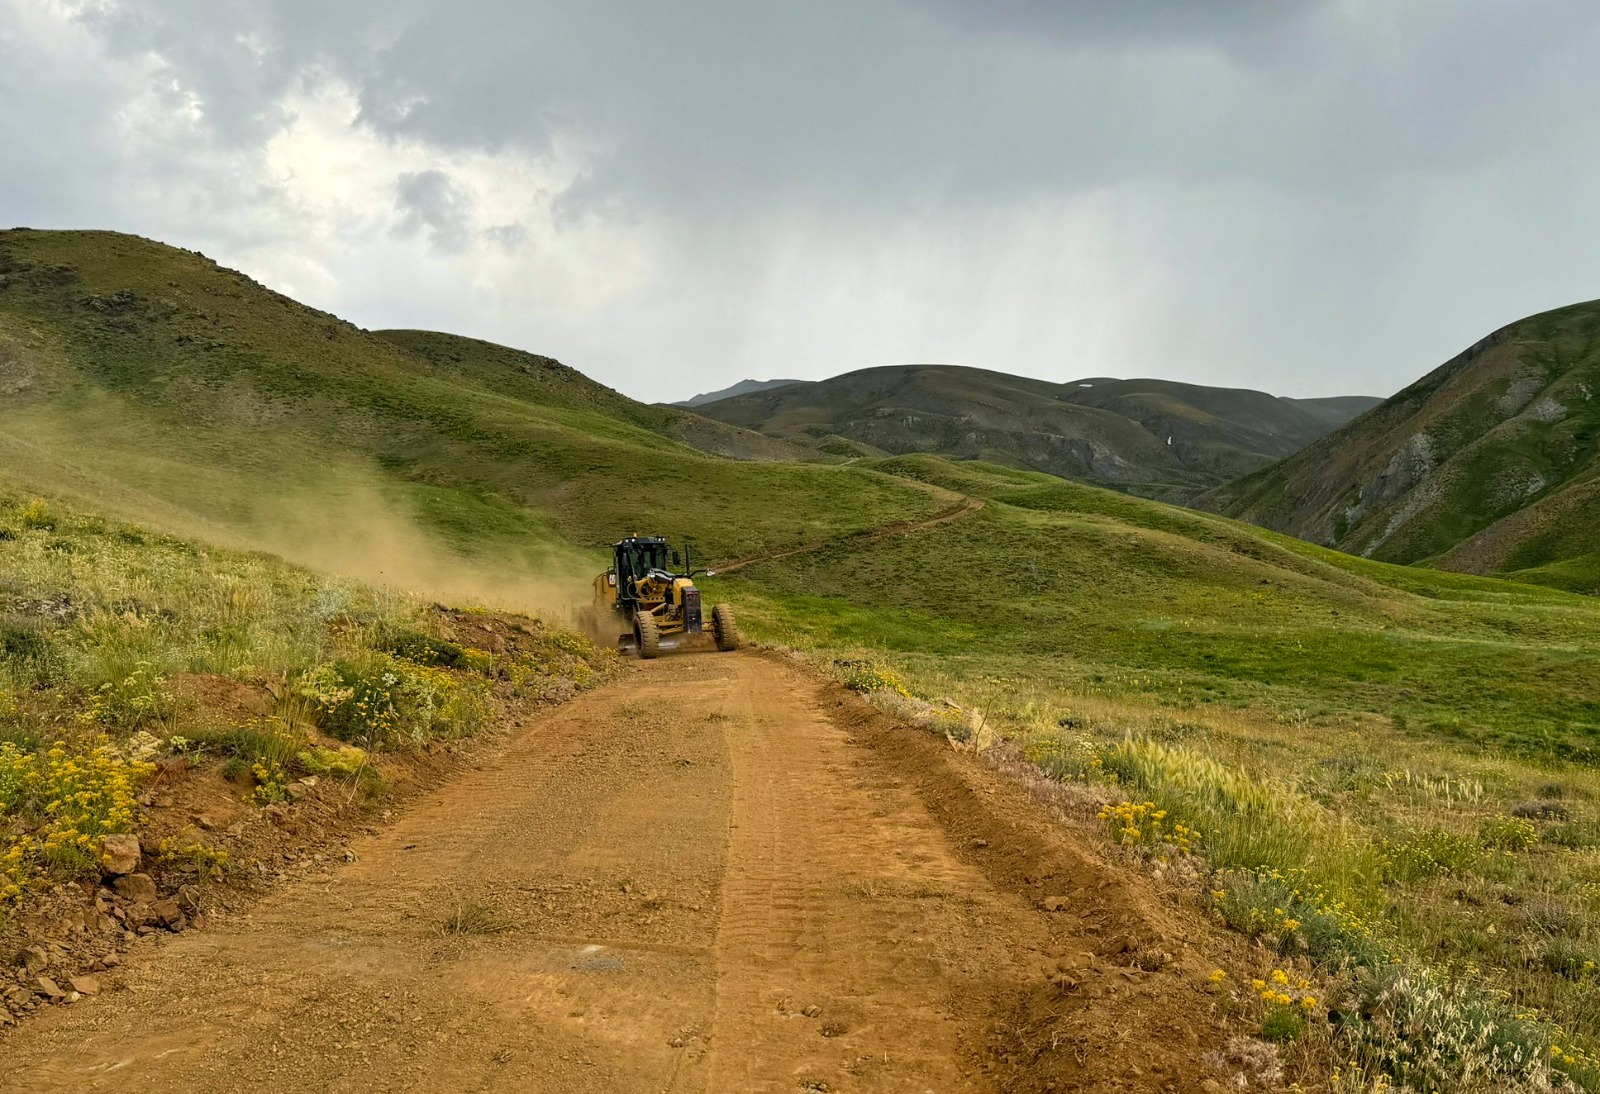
[
  {"left": 393, "top": 169, "right": 474, "bottom": 253},
  {"left": 3, "top": 0, "right": 1599, "bottom": 403},
  {"left": 914, "top": 0, "right": 1329, "bottom": 45}
]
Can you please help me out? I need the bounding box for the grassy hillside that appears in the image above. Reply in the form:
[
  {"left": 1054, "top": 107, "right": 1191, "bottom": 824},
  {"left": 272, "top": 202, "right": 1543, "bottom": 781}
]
[
  {"left": 8, "top": 226, "right": 1600, "bottom": 1086},
  {"left": 0, "top": 479, "right": 614, "bottom": 941},
  {"left": 1202, "top": 300, "right": 1600, "bottom": 594},
  {"left": 691, "top": 364, "right": 1378, "bottom": 495},
  {"left": 718, "top": 456, "right": 1600, "bottom": 759},
  {"left": 374, "top": 330, "right": 806, "bottom": 461},
  {"left": 709, "top": 458, "right": 1600, "bottom": 1087},
  {"left": 0, "top": 229, "right": 943, "bottom": 601}
]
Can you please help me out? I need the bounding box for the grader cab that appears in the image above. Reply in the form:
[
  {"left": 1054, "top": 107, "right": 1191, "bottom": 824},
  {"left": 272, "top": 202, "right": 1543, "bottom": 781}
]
[{"left": 586, "top": 535, "right": 741, "bottom": 658}]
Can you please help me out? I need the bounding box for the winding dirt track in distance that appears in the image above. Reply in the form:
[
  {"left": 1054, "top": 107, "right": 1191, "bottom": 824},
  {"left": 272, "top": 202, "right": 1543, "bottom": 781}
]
[
  {"left": 1, "top": 653, "right": 1229, "bottom": 1092},
  {"left": 711, "top": 496, "right": 985, "bottom": 575}
]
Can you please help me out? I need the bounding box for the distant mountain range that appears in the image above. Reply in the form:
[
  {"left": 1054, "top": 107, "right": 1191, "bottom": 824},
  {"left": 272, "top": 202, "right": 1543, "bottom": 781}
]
[
  {"left": 3, "top": 227, "right": 1594, "bottom": 597},
  {"left": 685, "top": 365, "right": 1380, "bottom": 495},
  {"left": 1200, "top": 300, "right": 1600, "bottom": 593},
  {"left": 673, "top": 378, "right": 803, "bottom": 407}
]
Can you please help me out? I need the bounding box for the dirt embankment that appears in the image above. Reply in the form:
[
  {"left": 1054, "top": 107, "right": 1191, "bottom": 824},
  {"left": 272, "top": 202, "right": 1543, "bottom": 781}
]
[{"left": 1, "top": 652, "right": 1239, "bottom": 1092}]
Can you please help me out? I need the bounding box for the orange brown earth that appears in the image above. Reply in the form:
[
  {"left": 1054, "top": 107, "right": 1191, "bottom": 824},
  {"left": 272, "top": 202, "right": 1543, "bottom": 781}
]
[{"left": 0, "top": 653, "right": 1239, "bottom": 1092}]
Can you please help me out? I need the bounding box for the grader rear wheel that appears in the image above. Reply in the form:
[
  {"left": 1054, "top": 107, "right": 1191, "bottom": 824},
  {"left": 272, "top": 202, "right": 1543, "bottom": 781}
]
[
  {"left": 635, "top": 612, "right": 661, "bottom": 659},
  {"left": 711, "top": 603, "right": 742, "bottom": 652}
]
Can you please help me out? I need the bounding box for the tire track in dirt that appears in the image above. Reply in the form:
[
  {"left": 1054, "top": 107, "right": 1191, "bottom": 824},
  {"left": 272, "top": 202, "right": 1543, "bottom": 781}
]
[
  {"left": 0, "top": 653, "right": 1230, "bottom": 1093},
  {"left": 704, "top": 658, "right": 1036, "bottom": 1090}
]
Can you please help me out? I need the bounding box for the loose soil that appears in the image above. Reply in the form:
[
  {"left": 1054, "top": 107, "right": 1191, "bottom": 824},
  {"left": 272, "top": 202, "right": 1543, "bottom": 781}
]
[{"left": 0, "top": 653, "right": 1235, "bottom": 1092}]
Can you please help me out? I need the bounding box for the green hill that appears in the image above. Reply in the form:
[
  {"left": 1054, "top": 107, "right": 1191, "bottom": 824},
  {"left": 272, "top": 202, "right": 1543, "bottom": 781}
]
[
  {"left": 8, "top": 228, "right": 1600, "bottom": 1080},
  {"left": 0, "top": 229, "right": 940, "bottom": 599},
  {"left": 2, "top": 226, "right": 1589, "bottom": 752},
  {"left": 711, "top": 454, "right": 1600, "bottom": 760},
  {"left": 1201, "top": 300, "right": 1600, "bottom": 594},
  {"left": 690, "top": 364, "right": 1378, "bottom": 495}
]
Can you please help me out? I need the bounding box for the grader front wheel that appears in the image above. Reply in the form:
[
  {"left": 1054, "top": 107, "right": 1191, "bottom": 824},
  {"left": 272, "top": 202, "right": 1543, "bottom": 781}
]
[
  {"left": 635, "top": 612, "right": 661, "bottom": 659},
  {"left": 711, "top": 603, "right": 743, "bottom": 652}
]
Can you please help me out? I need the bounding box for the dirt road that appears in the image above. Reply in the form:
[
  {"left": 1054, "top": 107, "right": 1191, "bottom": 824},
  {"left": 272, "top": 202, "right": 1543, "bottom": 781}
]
[{"left": 1, "top": 654, "right": 1225, "bottom": 1092}]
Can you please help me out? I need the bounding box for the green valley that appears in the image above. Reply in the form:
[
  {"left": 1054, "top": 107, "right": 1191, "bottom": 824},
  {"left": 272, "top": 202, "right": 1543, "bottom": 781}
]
[{"left": 5, "top": 228, "right": 1600, "bottom": 1090}]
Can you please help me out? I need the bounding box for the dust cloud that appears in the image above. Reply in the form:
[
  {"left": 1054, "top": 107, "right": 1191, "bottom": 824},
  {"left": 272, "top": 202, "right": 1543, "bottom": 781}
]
[
  {"left": 240, "top": 472, "right": 598, "bottom": 622},
  {"left": 0, "top": 414, "right": 599, "bottom": 624}
]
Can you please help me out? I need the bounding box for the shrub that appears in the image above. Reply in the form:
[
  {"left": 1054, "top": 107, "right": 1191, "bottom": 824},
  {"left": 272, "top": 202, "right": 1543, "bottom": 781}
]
[
  {"left": 1542, "top": 936, "right": 1598, "bottom": 980},
  {"left": 1097, "top": 799, "right": 1200, "bottom": 855},
  {"left": 1341, "top": 965, "right": 1562, "bottom": 1091},
  {"left": 154, "top": 838, "right": 231, "bottom": 881},
  {"left": 0, "top": 616, "right": 60, "bottom": 684},
  {"left": 1099, "top": 737, "right": 1314, "bottom": 873},
  {"left": 180, "top": 719, "right": 305, "bottom": 766},
  {"left": 299, "top": 656, "right": 489, "bottom": 749},
  {"left": 506, "top": 631, "right": 605, "bottom": 696},
  {"left": 1261, "top": 1001, "right": 1307, "bottom": 1042},
  {"left": 545, "top": 629, "right": 599, "bottom": 660},
  {"left": 0, "top": 740, "right": 152, "bottom": 877},
  {"left": 1480, "top": 814, "right": 1539, "bottom": 852},
  {"left": 0, "top": 837, "right": 42, "bottom": 903},
  {"left": 1546, "top": 819, "right": 1600, "bottom": 849},
  {"left": 1243, "top": 968, "right": 1320, "bottom": 1042},
  {"left": 1213, "top": 867, "right": 1384, "bottom": 969},
  {"left": 379, "top": 627, "right": 469, "bottom": 668},
  {"left": 1025, "top": 731, "right": 1105, "bottom": 782},
  {"left": 251, "top": 760, "right": 291, "bottom": 804},
  {"left": 835, "top": 658, "right": 912, "bottom": 698},
  {"left": 80, "top": 661, "right": 173, "bottom": 730},
  {"left": 18, "top": 499, "right": 55, "bottom": 531},
  {"left": 297, "top": 744, "right": 368, "bottom": 777},
  {"left": 0, "top": 741, "right": 30, "bottom": 813},
  {"left": 1380, "top": 828, "right": 1482, "bottom": 883}
]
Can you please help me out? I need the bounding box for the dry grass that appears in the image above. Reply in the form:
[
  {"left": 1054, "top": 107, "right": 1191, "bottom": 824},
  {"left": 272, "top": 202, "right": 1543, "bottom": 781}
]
[{"left": 437, "top": 893, "right": 515, "bottom": 936}]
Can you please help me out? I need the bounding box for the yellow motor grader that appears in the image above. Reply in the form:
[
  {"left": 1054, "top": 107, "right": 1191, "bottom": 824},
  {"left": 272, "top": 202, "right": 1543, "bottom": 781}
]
[{"left": 585, "top": 535, "right": 741, "bottom": 658}]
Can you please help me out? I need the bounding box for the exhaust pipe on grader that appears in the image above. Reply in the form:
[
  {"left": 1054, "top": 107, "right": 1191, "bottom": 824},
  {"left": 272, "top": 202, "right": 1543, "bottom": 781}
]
[{"left": 583, "top": 535, "right": 742, "bottom": 658}]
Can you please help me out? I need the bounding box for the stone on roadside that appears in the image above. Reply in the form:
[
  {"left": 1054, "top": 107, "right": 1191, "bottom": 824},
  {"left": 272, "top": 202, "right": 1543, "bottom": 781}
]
[
  {"left": 152, "top": 899, "right": 187, "bottom": 931},
  {"left": 34, "top": 976, "right": 65, "bottom": 1000},
  {"left": 99, "top": 834, "right": 142, "bottom": 876},
  {"left": 113, "top": 873, "right": 158, "bottom": 904},
  {"left": 20, "top": 945, "right": 48, "bottom": 973},
  {"left": 69, "top": 975, "right": 100, "bottom": 996}
]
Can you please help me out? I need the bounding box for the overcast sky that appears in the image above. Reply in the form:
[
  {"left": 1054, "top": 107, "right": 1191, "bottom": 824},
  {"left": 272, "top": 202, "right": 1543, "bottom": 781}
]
[{"left": 4, "top": 0, "right": 1597, "bottom": 403}]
